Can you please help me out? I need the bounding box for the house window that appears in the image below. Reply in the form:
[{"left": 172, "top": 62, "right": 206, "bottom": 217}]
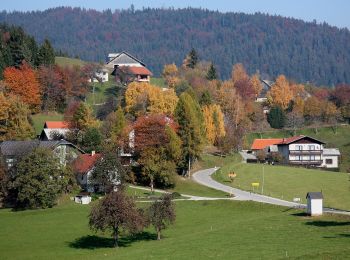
[
  {"left": 296, "top": 145, "right": 303, "bottom": 150},
  {"left": 308, "top": 145, "right": 315, "bottom": 150},
  {"left": 309, "top": 155, "right": 315, "bottom": 161},
  {"left": 295, "top": 155, "right": 301, "bottom": 161},
  {"left": 326, "top": 159, "right": 333, "bottom": 164}
]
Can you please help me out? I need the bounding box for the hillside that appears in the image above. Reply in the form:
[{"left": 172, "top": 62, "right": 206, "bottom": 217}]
[
  {"left": 1, "top": 7, "right": 350, "bottom": 85},
  {"left": 55, "top": 56, "right": 86, "bottom": 67}
]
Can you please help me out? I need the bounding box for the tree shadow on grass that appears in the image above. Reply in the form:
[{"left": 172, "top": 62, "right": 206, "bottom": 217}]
[
  {"left": 305, "top": 221, "right": 350, "bottom": 227},
  {"left": 290, "top": 212, "right": 308, "bottom": 216},
  {"left": 69, "top": 232, "right": 157, "bottom": 249}
]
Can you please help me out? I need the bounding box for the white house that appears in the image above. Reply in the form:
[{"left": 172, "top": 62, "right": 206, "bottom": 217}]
[
  {"left": 39, "top": 121, "right": 71, "bottom": 141},
  {"left": 251, "top": 135, "right": 340, "bottom": 169},
  {"left": 74, "top": 192, "right": 92, "bottom": 205},
  {"left": 106, "top": 51, "right": 145, "bottom": 69},
  {"left": 306, "top": 192, "right": 323, "bottom": 216}
]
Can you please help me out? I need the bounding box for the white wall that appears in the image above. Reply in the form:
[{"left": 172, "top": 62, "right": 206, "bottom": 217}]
[
  {"left": 307, "top": 198, "right": 323, "bottom": 216},
  {"left": 321, "top": 155, "right": 338, "bottom": 168}
]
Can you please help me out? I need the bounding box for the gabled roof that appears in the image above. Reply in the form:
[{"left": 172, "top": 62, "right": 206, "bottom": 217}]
[
  {"left": 73, "top": 153, "right": 102, "bottom": 174},
  {"left": 279, "top": 135, "right": 325, "bottom": 145},
  {"left": 107, "top": 51, "right": 146, "bottom": 67},
  {"left": 323, "top": 148, "right": 341, "bottom": 156},
  {"left": 44, "top": 121, "right": 70, "bottom": 129},
  {"left": 251, "top": 138, "right": 283, "bottom": 150},
  {"left": 306, "top": 192, "right": 323, "bottom": 199},
  {"left": 0, "top": 140, "right": 84, "bottom": 157},
  {"left": 119, "top": 66, "right": 152, "bottom": 76}
]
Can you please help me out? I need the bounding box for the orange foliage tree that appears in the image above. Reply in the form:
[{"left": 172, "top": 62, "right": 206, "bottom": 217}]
[
  {"left": 267, "top": 75, "right": 293, "bottom": 110},
  {"left": 3, "top": 62, "right": 41, "bottom": 111}
]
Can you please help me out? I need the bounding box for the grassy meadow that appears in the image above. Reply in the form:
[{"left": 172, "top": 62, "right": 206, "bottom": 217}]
[
  {"left": 1, "top": 199, "right": 350, "bottom": 259},
  {"left": 55, "top": 56, "right": 86, "bottom": 67}
]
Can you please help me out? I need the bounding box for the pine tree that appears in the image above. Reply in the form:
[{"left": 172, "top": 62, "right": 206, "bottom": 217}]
[
  {"left": 37, "top": 39, "right": 55, "bottom": 66},
  {"left": 206, "top": 62, "right": 218, "bottom": 80},
  {"left": 267, "top": 106, "right": 286, "bottom": 129},
  {"left": 186, "top": 48, "right": 198, "bottom": 69}
]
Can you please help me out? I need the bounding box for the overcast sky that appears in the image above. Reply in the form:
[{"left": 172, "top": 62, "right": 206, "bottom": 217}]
[{"left": 2, "top": 0, "right": 349, "bottom": 29}]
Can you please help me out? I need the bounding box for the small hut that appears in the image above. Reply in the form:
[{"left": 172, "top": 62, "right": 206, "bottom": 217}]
[
  {"left": 306, "top": 192, "right": 323, "bottom": 216},
  {"left": 74, "top": 192, "right": 92, "bottom": 205}
]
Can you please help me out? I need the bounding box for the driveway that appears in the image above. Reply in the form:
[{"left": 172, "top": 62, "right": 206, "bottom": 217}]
[{"left": 239, "top": 151, "right": 257, "bottom": 162}]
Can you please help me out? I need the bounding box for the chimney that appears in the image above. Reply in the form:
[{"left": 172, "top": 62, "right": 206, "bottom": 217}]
[{"left": 91, "top": 151, "right": 95, "bottom": 156}]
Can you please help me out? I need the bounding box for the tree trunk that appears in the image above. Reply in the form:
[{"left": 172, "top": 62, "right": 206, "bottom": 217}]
[
  {"left": 113, "top": 227, "right": 119, "bottom": 248},
  {"left": 150, "top": 177, "right": 154, "bottom": 193},
  {"left": 157, "top": 227, "right": 161, "bottom": 240}
]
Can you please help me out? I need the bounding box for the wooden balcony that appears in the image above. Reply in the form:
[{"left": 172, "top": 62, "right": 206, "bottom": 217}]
[
  {"left": 289, "top": 150, "right": 322, "bottom": 155},
  {"left": 289, "top": 160, "right": 322, "bottom": 165}
]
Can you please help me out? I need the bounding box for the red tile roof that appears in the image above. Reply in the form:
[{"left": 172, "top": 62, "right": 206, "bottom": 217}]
[
  {"left": 73, "top": 153, "right": 102, "bottom": 174},
  {"left": 120, "top": 66, "right": 153, "bottom": 76},
  {"left": 251, "top": 138, "right": 283, "bottom": 150},
  {"left": 279, "top": 135, "right": 305, "bottom": 144},
  {"left": 44, "top": 121, "right": 70, "bottom": 129}
]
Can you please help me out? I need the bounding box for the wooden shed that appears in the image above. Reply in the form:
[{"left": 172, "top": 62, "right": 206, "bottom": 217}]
[{"left": 306, "top": 192, "right": 323, "bottom": 216}]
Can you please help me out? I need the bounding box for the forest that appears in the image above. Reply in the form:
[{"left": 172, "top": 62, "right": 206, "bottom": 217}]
[{"left": 0, "top": 7, "right": 350, "bottom": 86}]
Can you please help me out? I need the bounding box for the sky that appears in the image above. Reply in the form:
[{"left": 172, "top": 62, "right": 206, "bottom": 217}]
[{"left": 1, "top": 0, "right": 349, "bottom": 29}]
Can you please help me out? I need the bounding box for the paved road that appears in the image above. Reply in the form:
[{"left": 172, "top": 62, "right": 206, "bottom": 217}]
[
  {"left": 192, "top": 168, "right": 350, "bottom": 215},
  {"left": 239, "top": 151, "right": 257, "bottom": 162}
]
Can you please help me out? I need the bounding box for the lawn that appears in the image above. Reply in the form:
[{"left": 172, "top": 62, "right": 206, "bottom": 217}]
[
  {"left": 85, "top": 80, "right": 117, "bottom": 106},
  {"left": 212, "top": 154, "right": 350, "bottom": 210},
  {"left": 150, "top": 77, "right": 166, "bottom": 88},
  {"left": 30, "top": 112, "right": 64, "bottom": 135},
  {"left": 1, "top": 200, "right": 350, "bottom": 259},
  {"left": 246, "top": 125, "right": 350, "bottom": 172},
  {"left": 55, "top": 56, "right": 86, "bottom": 67}
]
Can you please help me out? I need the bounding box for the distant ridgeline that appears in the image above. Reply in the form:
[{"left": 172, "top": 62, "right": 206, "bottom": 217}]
[{"left": 1, "top": 7, "right": 350, "bottom": 85}]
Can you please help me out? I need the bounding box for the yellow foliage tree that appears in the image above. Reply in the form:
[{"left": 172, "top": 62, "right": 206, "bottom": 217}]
[
  {"left": 293, "top": 96, "right": 305, "bottom": 116},
  {"left": 231, "top": 63, "right": 248, "bottom": 85},
  {"left": 203, "top": 104, "right": 225, "bottom": 145},
  {"left": 125, "top": 82, "right": 178, "bottom": 116},
  {"left": 250, "top": 73, "right": 263, "bottom": 98},
  {"left": 162, "top": 63, "right": 179, "bottom": 88},
  {"left": 267, "top": 75, "right": 293, "bottom": 109}
]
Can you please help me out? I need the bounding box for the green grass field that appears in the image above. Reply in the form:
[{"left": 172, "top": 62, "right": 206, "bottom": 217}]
[
  {"left": 1, "top": 200, "right": 350, "bottom": 259},
  {"left": 150, "top": 77, "right": 166, "bottom": 88},
  {"left": 55, "top": 56, "right": 86, "bottom": 67},
  {"left": 247, "top": 125, "right": 350, "bottom": 172},
  {"left": 30, "top": 112, "right": 64, "bottom": 135},
  {"left": 211, "top": 154, "right": 350, "bottom": 210}
]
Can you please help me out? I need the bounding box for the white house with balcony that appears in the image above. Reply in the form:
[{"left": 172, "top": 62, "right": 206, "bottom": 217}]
[{"left": 251, "top": 135, "right": 340, "bottom": 169}]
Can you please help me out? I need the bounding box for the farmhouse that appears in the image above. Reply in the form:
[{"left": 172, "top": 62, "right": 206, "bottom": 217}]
[
  {"left": 251, "top": 135, "right": 340, "bottom": 169},
  {"left": 106, "top": 51, "right": 153, "bottom": 83},
  {"left": 39, "top": 121, "right": 71, "bottom": 141},
  {"left": 73, "top": 152, "right": 102, "bottom": 192},
  {"left": 0, "top": 139, "right": 83, "bottom": 169}
]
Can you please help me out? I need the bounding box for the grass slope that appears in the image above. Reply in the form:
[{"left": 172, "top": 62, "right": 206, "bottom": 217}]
[
  {"left": 211, "top": 153, "right": 350, "bottom": 210},
  {"left": 55, "top": 56, "right": 86, "bottom": 67},
  {"left": 1, "top": 200, "right": 350, "bottom": 259},
  {"left": 246, "top": 125, "right": 350, "bottom": 172},
  {"left": 30, "top": 112, "right": 64, "bottom": 135}
]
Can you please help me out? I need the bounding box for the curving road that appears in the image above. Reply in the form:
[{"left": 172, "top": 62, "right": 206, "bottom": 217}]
[{"left": 192, "top": 168, "right": 305, "bottom": 208}]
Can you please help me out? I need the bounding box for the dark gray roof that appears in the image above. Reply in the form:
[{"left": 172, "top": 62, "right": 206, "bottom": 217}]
[
  {"left": 107, "top": 51, "right": 146, "bottom": 67},
  {"left": 0, "top": 140, "right": 84, "bottom": 157},
  {"left": 306, "top": 192, "right": 323, "bottom": 199}
]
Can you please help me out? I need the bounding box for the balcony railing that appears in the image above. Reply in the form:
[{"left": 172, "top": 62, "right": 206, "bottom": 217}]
[
  {"left": 289, "top": 160, "right": 322, "bottom": 165},
  {"left": 289, "top": 150, "right": 322, "bottom": 155}
]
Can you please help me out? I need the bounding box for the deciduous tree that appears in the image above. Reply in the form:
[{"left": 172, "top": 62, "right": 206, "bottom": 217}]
[
  {"left": 267, "top": 75, "right": 293, "bottom": 110},
  {"left": 89, "top": 190, "right": 145, "bottom": 247},
  {"left": 147, "top": 194, "right": 176, "bottom": 240}
]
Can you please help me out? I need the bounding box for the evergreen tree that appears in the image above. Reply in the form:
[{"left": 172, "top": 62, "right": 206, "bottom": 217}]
[
  {"left": 186, "top": 48, "right": 198, "bottom": 69},
  {"left": 206, "top": 62, "right": 218, "bottom": 80},
  {"left": 267, "top": 106, "right": 286, "bottom": 129},
  {"left": 37, "top": 39, "right": 55, "bottom": 66},
  {"left": 199, "top": 90, "right": 212, "bottom": 106},
  {"left": 80, "top": 127, "right": 102, "bottom": 153},
  {"left": 175, "top": 92, "right": 205, "bottom": 175}
]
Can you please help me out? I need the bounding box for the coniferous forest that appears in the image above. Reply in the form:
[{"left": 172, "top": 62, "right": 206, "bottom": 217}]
[{"left": 0, "top": 7, "right": 350, "bottom": 86}]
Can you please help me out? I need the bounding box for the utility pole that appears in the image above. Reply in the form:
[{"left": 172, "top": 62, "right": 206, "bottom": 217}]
[{"left": 262, "top": 165, "right": 265, "bottom": 195}]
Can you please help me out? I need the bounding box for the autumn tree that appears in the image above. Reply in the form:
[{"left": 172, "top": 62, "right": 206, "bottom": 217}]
[
  {"left": 285, "top": 111, "right": 305, "bottom": 135},
  {"left": 72, "top": 102, "right": 100, "bottom": 130},
  {"left": 147, "top": 194, "right": 176, "bottom": 240},
  {"left": 3, "top": 62, "right": 41, "bottom": 111},
  {"left": 304, "top": 96, "right": 322, "bottom": 132},
  {"left": 162, "top": 63, "right": 179, "bottom": 88},
  {"left": 202, "top": 104, "right": 225, "bottom": 145},
  {"left": 250, "top": 73, "right": 263, "bottom": 99},
  {"left": 125, "top": 82, "right": 178, "bottom": 116},
  {"left": 89, "top": 191, "right": 145, "bottom": 248},
  {"left": 267, "top": 75, "right": 293, "bottom": 110},
  {"left": 0, "top": 93, "right": 35, "bottom": 141},
  {"left": 231, "top": 63, "right": 249, "bottom": 85},
  {"left": 102, "top": 106, "right": 127, "bottom": 141}
]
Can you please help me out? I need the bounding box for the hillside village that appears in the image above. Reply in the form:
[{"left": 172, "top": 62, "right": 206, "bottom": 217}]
[{"left": 0, "top": 12, "right": 350, "bottom": 259}]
